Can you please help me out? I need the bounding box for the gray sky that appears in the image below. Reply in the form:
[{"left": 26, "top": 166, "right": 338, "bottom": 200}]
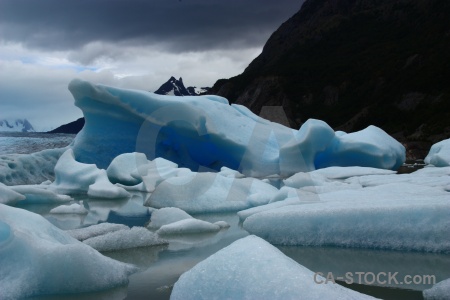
[{"left": 0, "top": 0, "right": 303, "bottom": 130}]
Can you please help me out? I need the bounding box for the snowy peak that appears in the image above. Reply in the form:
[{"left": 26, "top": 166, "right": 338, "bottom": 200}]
[
  {"left": 154, "top": 76, "right": 210, "bottom": 96},
  {"left": 0, "top": 119, "right": 35, "bottom": 132}
]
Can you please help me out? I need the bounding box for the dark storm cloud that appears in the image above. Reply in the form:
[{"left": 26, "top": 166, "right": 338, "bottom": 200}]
[{"left": 0, "top": 0, "right": 302, "bottom": 53}]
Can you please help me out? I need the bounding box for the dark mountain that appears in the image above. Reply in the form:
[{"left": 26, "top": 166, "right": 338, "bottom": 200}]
[
  {"left": 155, "top": 76, "right": 210, "bottom": 96},
  {"left": 48, "top": 118, "right": 84, "bottom": 134},
  {"left": 0, "top": 119, "right": 35, "bottom": 132},
  {"left": 210, "top": 0, "right": 450, "bottom": 159}
]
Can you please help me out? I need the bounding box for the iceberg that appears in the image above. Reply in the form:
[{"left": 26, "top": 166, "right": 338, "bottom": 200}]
[
  {"left": 423, "top": 278, "right": 450, "bottom": 300},
  {"left": 0, "top": 204, "right": 136, "bottom": 299},
  {"left": 171, "top": 235, "right": 375, "bottom": 300},
  {"left": 50, "top": 149, "right": 129, "bottom": 199},
  {"left": 145, "top": 171, "right": 278, "bottom": 213},
  {"left": 147, "top": 207, "right": 193, "bottom": 229},
  {"left": 0, "top": 183, "right": 25, "bottom": 205},
  {"left": 68, "top": 79, "right": 405, "bottom": 176},
  {"left": 10, "top": 185, "right": 72, "bottom": 204},
  {"left": 66, "top": 222, "right": 129, "bottom": 241},
  {"left": 314, "top": 126, "right": 405, "bottom": 170},
  {"left": 148, "top": 207, "right": 227, "bottom": 236},
  {"left": 83, "top": 226, "right": 168, "bottom": 252},
  {"left": 156, "top": 219, "right": 221, "bottom": 236},
  {"left": 49, "top": 202, "right": 88, "bottom": 214},
  {"left": 243, "top": 183, "right": 450, "bottom": 252},
  {"left": 0, "top": 148, "right": 64, "bottom": 185},
  {"left": 425, "top": 138, "right": 450, "bottom": 167}
]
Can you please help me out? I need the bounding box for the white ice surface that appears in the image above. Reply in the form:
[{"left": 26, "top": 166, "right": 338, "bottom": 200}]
[
  {"left": 49, "top": 202, "right": 88, "bottom": 214},
  {"left": 0, "top": 204, "right": 137, "bottom": 299},
  {"left": 0, "top": 147, "right": 64, "bottom": 185},
  {"left": 10, "top": 185, "right": 72, "bottom": 204},
  {"left": 106, "top": 152, "right": 148, "bottom": 185},
  {"left": 425, "top": 138, "right": 450, "bottom": 167},
  {"left": 147, "top": 207, "right": 193, "bottom": 229},
  {"left": 145, "top": 172, "right": 278, "bottom": 213},
  {"left": 50, "top": 149, "right": 129, "bottom": 199},
  {"left": 0, "top": 183, "right": 25, "bottom": 205},
  {"left": 83, "top": 226, "right": 167, "bottom": 251},
  {"left": 66, "top": 223, "right": 129, "bottom": 241},
  {"left": 423, "top": 278, "right": 450, "bottom": 300},
  {"left": 156, "top": 219, "right": 221, "bottom": 236},
  {"left": 171, "top": 235, "right": 376, "bottom": 300},
  {"left": 243, "top": 183, "right": 450, "bottom": 252}
]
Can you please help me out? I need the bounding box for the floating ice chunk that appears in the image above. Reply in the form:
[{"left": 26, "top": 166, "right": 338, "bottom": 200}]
[
  {"left": 51, "top": 149, "right": 129, "bottom": 199},
  {"left": 146, "top": 172, "right": 278, "bottom": 213},
  {"left": 218, "top": 166, "right": 245, "bottom": 178},
  {"left": 157, "top": 219, "right": 221, "bottom": 236},
  {"left": 171, "top": 235, "right": 375, "bottom": 300},
  {"left": 283, "top": 172, "right": 329, "bottom": 188},
  {"left": 315, "top": 126, "right": 405, "bottom": 170},
  {"left": 344, "top": 168, "right": 450, "bottom": 189},
  {"left": 0, "top": 182, "right": 25, "bottom": 205},
  {"left": 10, "top": 185, "right": 72, "bottom": 204},
  {"left": 147, "top": 207, "right": 193, "bottom": 229},
  {"left": 50, "top": 202, "right": 88, "bottom": 214},
  {"left": 0, "top": 147, "right": 65, "bottom": 185},
  {"left": 83, "top": 227, "right": 167, "bottom": 252},
  {"left": 238, "top": 197, "right": 303, "bottom": 222},
  {"left": 0, "top": 204, "right": 137, "bottom": 299},
  {"left": 88, "top": 170, "right": 129, "bottom": 199},
  {"left": 106, "top": 152, "right": 148, "bottom": 185},
  {"left": 244, "top": 183, "right": 450, "bottom": 252},
  {"left": 425, "top": 138, "right": 450, "bottom": 167},
  {"left": 311, "top": 166, "right": 396, "bottom": 179},
  {"left": 279, "top": 119, "right": 336, "bottom": 175},
  {"left": 423, "top": 278, "right": 450, "bottom": 300},
  {"left": 214, "top": 221, "right": 230, "bottom": 228},
  {"left": 66, "top": 223, "right": 129, "bottom": 241}
]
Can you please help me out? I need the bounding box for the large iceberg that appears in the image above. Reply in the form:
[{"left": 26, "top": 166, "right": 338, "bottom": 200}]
[
  {"left": 0, "top": 204, "right": 137, "bottom": 299},
  {"left": 68, "top": 79, "right": 405, "bottom": 176},
  {"left": 171, "top": 235, "right": 375, "bottom": 299}
]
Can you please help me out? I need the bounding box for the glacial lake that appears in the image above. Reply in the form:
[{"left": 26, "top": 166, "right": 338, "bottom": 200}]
[
  {"left": 3, "top": 133, "right": 448, "bottom": 300},
  {"left": 18, "top": 194, "right": 450, "bottom": 300}
]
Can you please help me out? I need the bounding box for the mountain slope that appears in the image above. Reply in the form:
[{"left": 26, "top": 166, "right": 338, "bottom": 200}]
[
  {"left": 210, "top": 0, "right": 450, "bottom": 158},
  {"left": 0, "top": 119, "right": 35, "bottom": 132},
  {"left": 48, "top": 118, "right": 84, "bottom": 134},
  {"left": 155, "top": 76, "right": 210, "bottom": 96}
]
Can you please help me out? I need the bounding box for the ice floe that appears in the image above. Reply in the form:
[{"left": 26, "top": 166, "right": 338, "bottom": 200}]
[
  {"left": 49, "top": 201, "right": 88, "bottom": 214},
  {"left": 171, "top": 235, "right": 375, "bottom": 299},
  {"left": 0, "top": 204, "right": 137, "bottom": 299},
  {"left": 425, "top": 138, "right": 450, "bottom": 167},
  {"left": 83, "top": 226, "right": 168, "bottom": 252},
  {"left": 243, "top": 183, "right": 450, "bottom": 252},
  {"left": 423, "top": 278, "right": 450, "bottom": 300}
]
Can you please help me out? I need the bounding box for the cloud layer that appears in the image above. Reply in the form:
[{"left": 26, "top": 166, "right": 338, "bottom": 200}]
[{"left": 0, "top": 0, "right": 303, "bottom": 130}]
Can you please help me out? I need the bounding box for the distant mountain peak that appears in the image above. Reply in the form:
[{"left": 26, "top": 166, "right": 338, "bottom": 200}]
[
  {"left": 154, "top": 77, "right": 210, "bottom": 96},
  {"left": 0, "top": 118, "right": 35, "bottom": 132}
]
